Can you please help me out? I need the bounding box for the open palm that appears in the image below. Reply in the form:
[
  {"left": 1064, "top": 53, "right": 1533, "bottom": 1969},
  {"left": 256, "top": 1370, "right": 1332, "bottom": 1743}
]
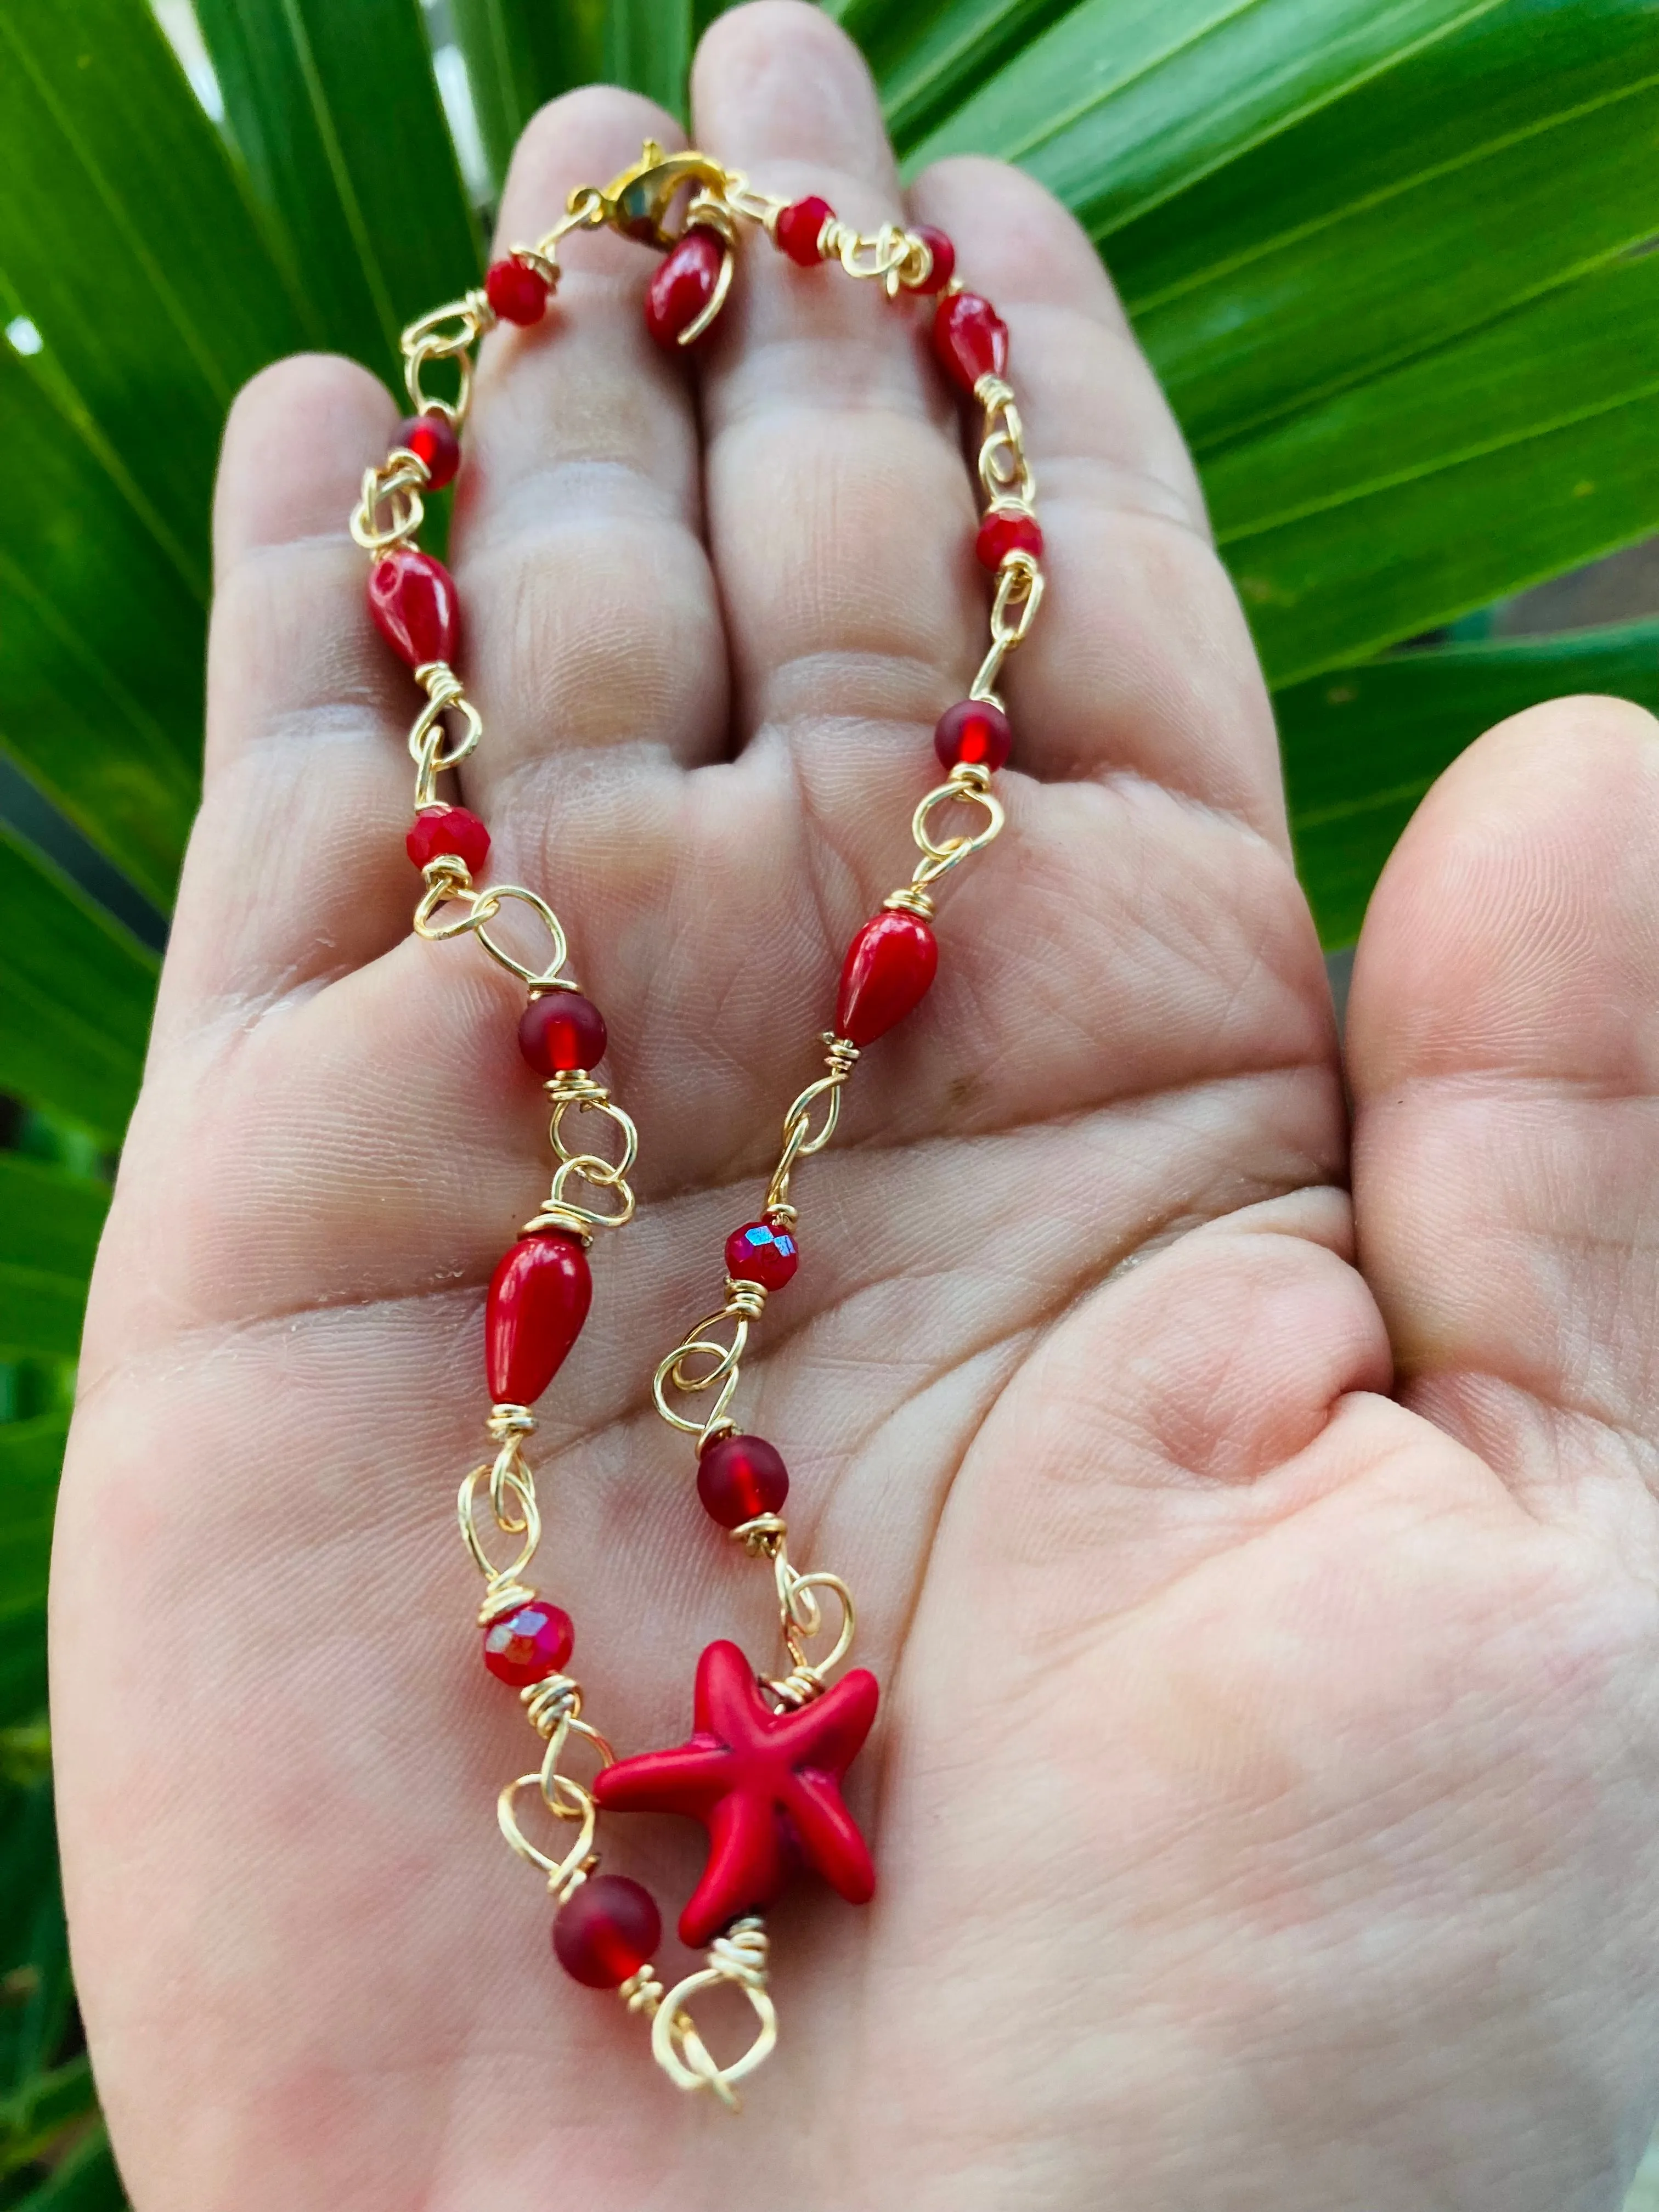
[{"left": 49, "top": 7, "right": 1659, "bottom": 2207}]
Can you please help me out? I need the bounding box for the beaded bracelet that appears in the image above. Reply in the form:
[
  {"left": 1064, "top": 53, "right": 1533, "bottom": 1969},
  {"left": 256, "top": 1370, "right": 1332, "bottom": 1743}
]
[{"left": 349, "top": 139, "right": 1043, "bottom": 2110}]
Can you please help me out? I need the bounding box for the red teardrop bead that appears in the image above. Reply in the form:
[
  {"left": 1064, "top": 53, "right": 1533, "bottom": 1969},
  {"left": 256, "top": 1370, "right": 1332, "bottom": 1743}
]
[
  {"left": 486, "top": 256, "right": 550, "bottom": 326},
  {"left": 482, "top": 1598, "right": 574, "bottom": 1688},
  {"left": 933, "top": 291, "right": 1008, "bottom": 394},
  {"left": 406, "top": 806, "right": 490, "bottom": 873},
  {"left": 553, "top": 1874, "right": 662, "bottom": 1988},
  {"left": 368, "top": 548, "right": 458, "bottom": 669},
  {"left": 724, "top": 1218, "right": 798, "bottom": 1290},
  {"left": 645, "top": 229, "right": 724, "bottom": 348},
  {"left": 911, "top": 224, "right": 955, "bottom": 293},
  {"left": 835, "top": 911, "right": 939, "bottom": 1047},
  {"left": 776, "top": 195, "right": 834, "bottom": 266},
  {"left": 697, "top": 1434, "right": 790, "bottom": 1530},
  {"left": 518, "top": 992, "right": 607, "bottom": 1077},
  {"left": 976, "top": 510, "right": 1043, "bottom": 569},
  {"left": 486, "top": 1233, "right": 592, "bottom": 1404},
  {"left": 934, "top": 698, "right": 1012, "bottom": 775},
  {"left": 396, "top": 411, "right": 460, "bottom": 489}
]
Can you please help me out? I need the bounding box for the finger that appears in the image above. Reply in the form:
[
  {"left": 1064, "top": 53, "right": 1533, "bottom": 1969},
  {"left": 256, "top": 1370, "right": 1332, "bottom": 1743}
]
[
  {"left": 690, "top": 2, "right": 981, "bottom": 751},
  {"left": 450, "top": 87, "right": 728, "bottom": 826},
  {"left": 1346, "top": 695, "right": 1659, "bottom": 1519},
  {"left": 907, "top": 156, "right": 1285, "bottom": 842},
  {"left": 157, "top": 352, "right": 414, "bottom": 1046}
]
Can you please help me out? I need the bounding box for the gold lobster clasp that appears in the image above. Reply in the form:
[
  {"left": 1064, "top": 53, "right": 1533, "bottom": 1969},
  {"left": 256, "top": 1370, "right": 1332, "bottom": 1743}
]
[{"left": 585, "top": 140, "right": 734, "bottom": 250}]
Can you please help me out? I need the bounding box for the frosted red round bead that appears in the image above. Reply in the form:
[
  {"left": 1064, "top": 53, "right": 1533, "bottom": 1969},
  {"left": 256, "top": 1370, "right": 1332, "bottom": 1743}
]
[
  {"left": 406, "top": 806, "right": 490, "bottom": 873},
  {"left": 698, "top": 1434, "right": 790, "bottom": 1530},
  {"left": 367, "top": 547, "right": 458, "bottom": 669},
  {"left": 396, "top": 411, "right": 460, "bottom": 489},
  {"left": 645, "top": 228, "right": 724, "bottom": 347},
  {"left": 933, "top": 291, "right": 1008, "bottom": 394},
  {"left": 486, "top": 255, "right": 549, "bottom": 325},
  {"left": 912, "top": 224, "right": 955, "bottom": 294},
  {"left": 934, "top": 698, "right": 1012, "bottom": 776},
  {"left": 518, "top": 991, "right": 607, "bottom": 1077},
  {"left": 486, "top": 1233, "right": 592, "bottom": 1404},
  {"left": 725, "top": 1218, "right": 798, "bottom": 1290},
  {"left": 836, "top": 911, "right": 939, "bottom": 1047},
  {"left": 482, "top": 1598, "right": 574, "bottom": 1688},
  {"left": 776, "top": 195, "right": 834, "bottom": 266},
  {"left": 976, "top": 510, "right": 1043, "bottom": 569},
  {"left": 552, "top": 1874, "right": 662, "bottom": 1989}
]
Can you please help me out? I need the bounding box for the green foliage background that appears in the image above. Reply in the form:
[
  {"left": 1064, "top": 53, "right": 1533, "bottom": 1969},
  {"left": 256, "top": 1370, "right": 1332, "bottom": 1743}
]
[{"left": 2, "top": 0, "right": 1658, "bottom": 2197}]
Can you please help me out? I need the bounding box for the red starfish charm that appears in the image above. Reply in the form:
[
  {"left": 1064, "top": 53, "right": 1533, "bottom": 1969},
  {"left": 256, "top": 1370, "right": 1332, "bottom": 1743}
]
[{"left": 592, "top": 1639, "right": 879, "bottom": 1946}]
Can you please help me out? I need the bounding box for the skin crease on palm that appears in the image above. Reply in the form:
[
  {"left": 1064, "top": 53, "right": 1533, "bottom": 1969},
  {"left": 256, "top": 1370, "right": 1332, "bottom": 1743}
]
[{"left": 43, "top": 2, "right": 1659, "bottom": 2205}]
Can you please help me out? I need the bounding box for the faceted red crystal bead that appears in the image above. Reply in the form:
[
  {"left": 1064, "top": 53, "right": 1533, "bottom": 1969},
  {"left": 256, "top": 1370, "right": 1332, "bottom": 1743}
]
[
  {"left": 552, "top": 1874, "right": 662, "bottom": 1989},
  {"left": 518, "top": 991, "right": 607, "bottom": 1077},
  {"left": 486, "top": 255, "right": 550, "bottom": 326},
  {"left": 835, "top": 911, "right": 939, "bottom": 1047},
  {"left": 911, "top": 224, "right": 955, "bottom": 294},
  {"left": 396, "top": 411, "right": 460, "bottom": 490},
  {"left": 933, "top": 290, "right": 1008, "bottom": 394},
  {"left": 776, "top": 195, "right": 834, "bottom": 267},
  {"left": 934, "top": 698, "right": 1012, "bottom": 776},
  {"left": 367, "top": 547, "right": 458, "bottom": 669},
  {"left": 482, "top": 1597, "right": 574, "bottom": 1688},
  {"left": 406, "top": 805, "right": 490, "bottom": 873},
  {"left": 724, "top": 1218, "right": 799, "bottom": 1291},
  {"left": 486, "top": 1233, "right": 592, "bottom": 1404},
  {"left": 645, "top": 228, "right": 724, "bottom": 348},
  {"left": 697, "top": 1434, "right": 790, "bottom": 1530},
  {"left": 976, "top": 509, "right": 1044, "bottom": 569}
]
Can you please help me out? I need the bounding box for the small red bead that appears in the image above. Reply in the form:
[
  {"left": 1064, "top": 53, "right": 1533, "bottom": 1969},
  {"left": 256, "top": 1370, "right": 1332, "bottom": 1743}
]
[
  {"left": 934, "top": 698, "right": 1012, "bottom": 776},
  {"left": 396, "top": 411, "right": 460, "bottom": 490},
  {"left": 698, "top": 1434, "right": 790, "bottom": 1530},
  {"left": 518, "top": 991, "right": 607, "bottom": 1077},
  {"left": 406, "top": 806, "right": 490, "bottom": 873},
  {"left": 486, "top": 1233, "right": 592, "bottom": 1404},
  {"left": 836, "top": 911, "right": 939, "bottom": 1047},
  {"left": 976, "top": 510, "right": 1043, "bottom": 569},
  {"left": 482, "top": 1598, "right": 574, "bottom": 1688},
  {"left": 911, "top": 225, "right": 955, "bottom": 293},
  {"left": 645, "top": 228, "right": 725, "bottom": 348},
  {"left": 725, "top": 1218, "right": 799, "bottom": 1290},
  {"left": 486, "top": 256, "right": 550, "bottom": 326},
  {"left": 933, "top": 291, "right": 1008, "bottom": 394},
  {"left": 367, "top": 547, "right": 458, "bottom": 669},
  {"left": 552, "top": 1874, "right": 662, "bottom": 1989},
  {"left": 776, "top": 195, "right": 834, "bottom": 266}
]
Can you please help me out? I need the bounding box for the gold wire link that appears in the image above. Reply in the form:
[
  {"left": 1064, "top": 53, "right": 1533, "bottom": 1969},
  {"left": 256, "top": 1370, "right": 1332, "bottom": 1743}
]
[
  {"left": 408, "top": 663, "right": 483, "bottom": 806},
  {"left": 651, "top": 1918, "right": 777, "bottom": 2108},
  {"left": 413, "top": 878, "right": 573, "bottom": 992},
  {"left": 349, "top": 452, "right": 426, "bottom": 555},
  {"left": 970, "top": 550, "right": 1045, "bottom": 704},
  {"left": 976, "top": 377, "right": 1035, "bottom": 510},
  {"left": 498, "top": 1680, "right": 617, "bottom": 1904},
  {"left": 653, "top": 1301, "right": 752, "bottom": 1441},
  {"left": 522, "top": 1088, "right": 640, "bottom": 1237},
  {"left": 906, "top": 770, "right": 1006, "bottom": 894},
  {"left": 400, "top": 292, "right": 492, "bottom": 425},
  {"left": 763, "top": 1034, "right": 860, "bottom": 1217},
  {"left": 822, "top": 218, "right": 913, "bottom": 290},
  {"left": 731, "top": 1517, "right": 857, "bottom": 1706},
  {"left": 459, "top": 1459, "right": 541, "bottom": 1616}
]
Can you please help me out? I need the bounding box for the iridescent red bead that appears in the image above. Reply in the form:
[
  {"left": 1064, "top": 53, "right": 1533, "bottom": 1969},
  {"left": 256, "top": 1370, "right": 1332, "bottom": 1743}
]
[
  {"left": 482, "top": 1598, "right": 574, "bottom": 1688},
  {"left": 976, "top": 510, "right": 1043, "bottom": 569},
  {"left": 396, "top": 411, "right": 460, "bottom": 490},
  {"left": 485, "top": 1232, "right": 592, "bottom": 1404},
  {"left": 406, "top": 806, "right": 489, "bottom": 873},
  {"left": 552, "top": 1874, "right": 662, "bottom": 1988},
  {"left": 724, "top": 1218, "right": 798, "bottom": 1290},
  {"left": 934, "top": 291, "right": 1008, "bottom": 394},
  {"left": 486, "top": 255, "right": 550, "bottom": 326},
  {"left": 935, "top": 698, "right": 1012, "bottom": 775},
  {"left": 911, "top": 225, "right": 955, "bottom": 293},
  {"left": 776, "top": 195, "right": 834, "bottom": 266},
  {"left": 836, "top": 911, "right": 939, "bottom": 1047},
  {"left": 645, "top": 228, "right": 724, "bottom": 348},
  {"left": 367, "top": 547, "right": 458, "bottom": 669},
  {"left": 697, "top": 1434, "right": 791, "bottom": 1530},
  {"left": 518, "top": 992, "right": 607, "bottom": 1077}
]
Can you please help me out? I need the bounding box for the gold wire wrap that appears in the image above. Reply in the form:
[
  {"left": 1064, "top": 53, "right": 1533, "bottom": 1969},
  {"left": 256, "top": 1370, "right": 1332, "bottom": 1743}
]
[
  {"left": 408, "top": 663, "right": 484, "bottom": 805},
  {"left": 498, "top": 1675, "right": 617, "bottom": 1904},
  {"left": 651, "top": 1920, "right": 778, "bottom": 2108},
  {"left": 763, "top": 1034, "right": 860, "bottom": 1217},
  {"left": 523, "top": 1087, "right": 640, "bottom": 1237},
  {"left": 350, "top": 452, "right": 426, "bottom": 555}
]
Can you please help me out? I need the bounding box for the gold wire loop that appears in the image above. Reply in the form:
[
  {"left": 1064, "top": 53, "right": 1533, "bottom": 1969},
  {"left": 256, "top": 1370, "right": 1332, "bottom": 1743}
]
[
  {"left": 651, "top": 1920, "right": 777, "bottom": 2108},
  {"left": 521, "top": 1092, "right": 639, "bottom": 1235},
  {"left": 825, "top": 219, "right": 912, "bottom": 286},
  {"left": 653, "top": 1305, "right": 751, "bottom": 1438},
  {"left": 349, "top": 454, "right": 426, "bottom": 555},
  {"left": 401, "top": 295, "right": 488, "bottom": 422},
  {"left": 498, "top": 1701, "right": 616, "bottom": 1902},
  {"left": 456, "top": 882, "right": 571, "bottom": 990},
  {"left": 408, "top": 668, "right": 483, "bottom": 804},
  {"left": 459, "top": 1460, "right": 541, "bottom": 1602},
  {"left": 909, "top": 775, "right": 1006, "bottom": 891},
  {"left": 763, "top": 1035, "right": 859, "bottom": 1216}
]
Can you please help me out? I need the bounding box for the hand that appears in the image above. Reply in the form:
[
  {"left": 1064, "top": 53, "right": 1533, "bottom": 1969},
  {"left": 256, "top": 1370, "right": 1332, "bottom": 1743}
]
[{"left": 50, "top": 7, "right": 1659, "bottom": 2205}]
